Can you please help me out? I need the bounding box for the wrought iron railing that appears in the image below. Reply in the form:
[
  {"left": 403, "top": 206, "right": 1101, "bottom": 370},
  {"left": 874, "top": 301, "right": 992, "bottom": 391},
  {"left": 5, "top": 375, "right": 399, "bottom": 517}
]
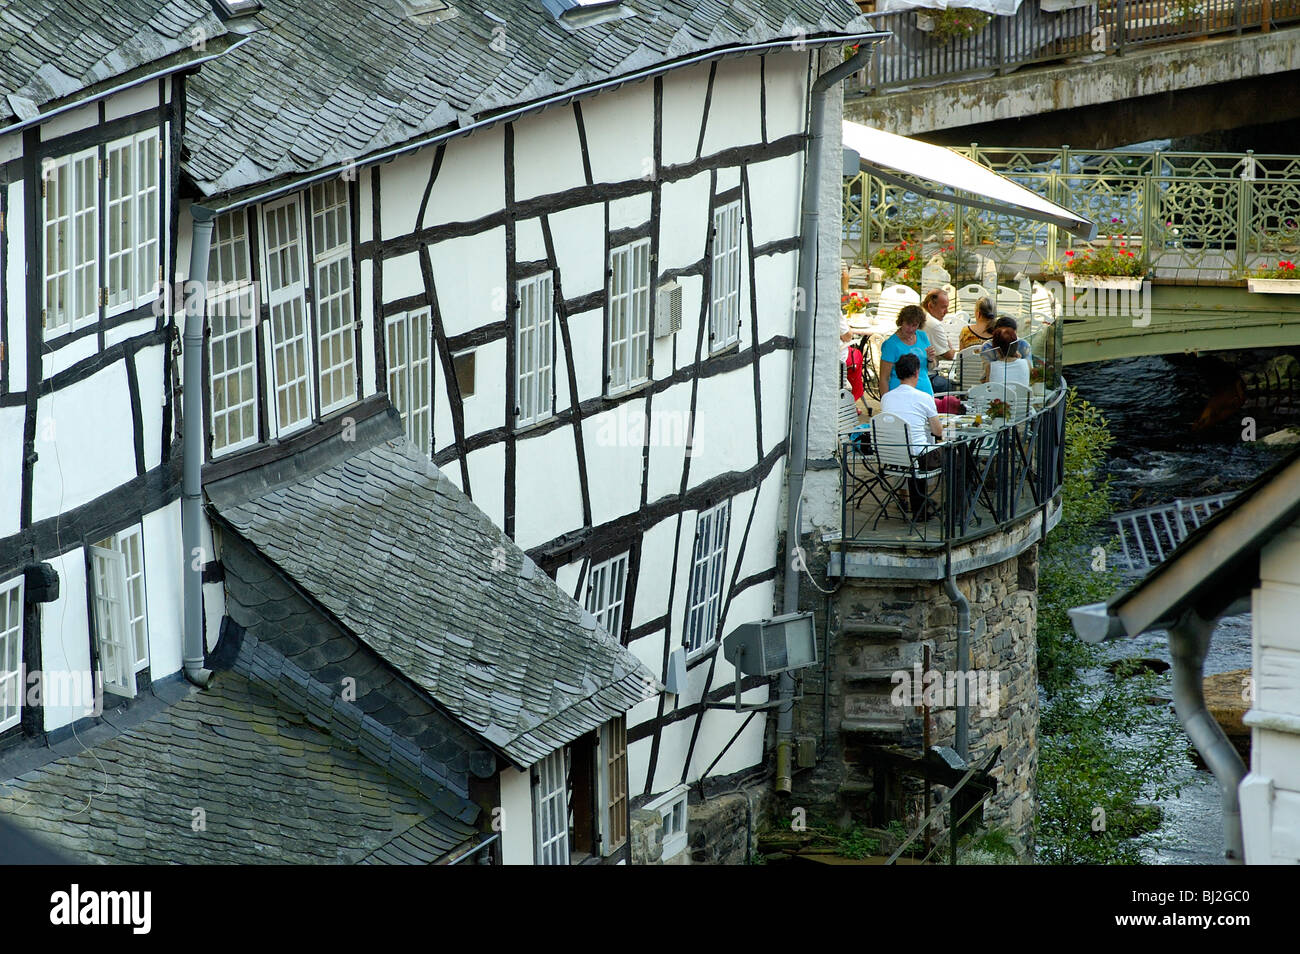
[
  {"left": 855, "top": 0, "right": 1300, "bottom": 94},
  {"left": 1110, "top": 492, "right": 1237, "bottom": 572},
  {"left": 841, "top": 385, "right": 1067, "bottom": 547},
  {"left": 844, "top": 145, "right": 1300, "bottom": 283}
]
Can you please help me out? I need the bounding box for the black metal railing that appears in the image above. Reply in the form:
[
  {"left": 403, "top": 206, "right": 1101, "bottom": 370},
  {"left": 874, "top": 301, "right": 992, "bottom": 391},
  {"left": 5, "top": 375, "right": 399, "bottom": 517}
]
[
  {"left": 841, "top": 385, "right": 1066, "bottom": 547},
  {"left": 856, "top": 0, "right": 1300, "bottom": 94}
]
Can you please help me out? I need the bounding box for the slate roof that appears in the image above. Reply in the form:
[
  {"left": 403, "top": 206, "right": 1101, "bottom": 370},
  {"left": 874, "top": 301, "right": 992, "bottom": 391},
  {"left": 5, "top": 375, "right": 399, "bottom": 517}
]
[
  {"left": 183, "top": 0, "right": 870, "bottom": 196},
  {"left": 0, "top": 0, "right": 228, "bottom": 128},
  {"left": 207, "top": 409, "right": 659, "bottom": 767},
  {"left": 0, "top": 670, "right": 479, "bottom": 865}
]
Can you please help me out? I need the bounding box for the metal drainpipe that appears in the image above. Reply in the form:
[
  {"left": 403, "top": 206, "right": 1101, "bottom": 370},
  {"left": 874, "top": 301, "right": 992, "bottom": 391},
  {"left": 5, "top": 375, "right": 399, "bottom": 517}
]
[
  {"left": 778, "top": 43, "right": 877, "bottom": 794},
  {"left": 942, "top": 549, "right": 970, "bottom": 760},
  {"left": 1168, "top": 608, "right": 1246, "bottom": 863},
  {"left": 182, "top": 208, "right": 216, "bottom": 688}
]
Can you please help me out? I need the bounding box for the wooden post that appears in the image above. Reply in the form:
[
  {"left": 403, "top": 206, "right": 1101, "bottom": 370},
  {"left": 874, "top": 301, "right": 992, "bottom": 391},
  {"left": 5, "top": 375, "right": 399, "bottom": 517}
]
[{"left": 1263, "top": 0, "right": 1272, "bottom": 33}]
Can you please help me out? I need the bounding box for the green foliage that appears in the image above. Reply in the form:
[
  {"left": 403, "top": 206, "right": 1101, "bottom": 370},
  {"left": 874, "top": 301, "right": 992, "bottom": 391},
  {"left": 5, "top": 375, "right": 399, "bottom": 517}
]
[
  {"left": 1034, "top": 391, "right": 1186, "bottom": 864},
  {"left": 836, "top": 826, "right": 882, "bottom": 860},
  {"left": 928, "top": 8, "right": 991, "bottom": 44},
  {"left": 959, "top": 827, "right": 1020, "bottom": 864}
]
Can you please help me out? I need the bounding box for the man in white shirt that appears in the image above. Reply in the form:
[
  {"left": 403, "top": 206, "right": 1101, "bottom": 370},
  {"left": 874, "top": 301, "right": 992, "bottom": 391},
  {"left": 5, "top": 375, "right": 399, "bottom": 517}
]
[
  {"left": 921, "top": 289, "right": 956, "bottom": 393},
  {"left": 879, "top": 353, "right": 943, "bottom": 517}
]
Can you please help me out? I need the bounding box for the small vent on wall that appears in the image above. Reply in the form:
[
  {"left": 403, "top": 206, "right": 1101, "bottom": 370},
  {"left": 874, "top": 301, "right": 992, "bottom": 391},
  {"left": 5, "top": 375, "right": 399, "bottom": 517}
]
[{"left": 655, "top": 281, "right": 682, "bottom": 338}]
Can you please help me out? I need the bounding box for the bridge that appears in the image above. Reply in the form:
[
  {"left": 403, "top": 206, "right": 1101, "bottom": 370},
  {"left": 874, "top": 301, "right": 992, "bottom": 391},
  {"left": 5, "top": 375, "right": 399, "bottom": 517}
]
[
  {"left": 847, "top": 0, "right": 1300, "bottom": 146},
  {"left": 1110, "top": 493, "right": 1238, "bottom": 572},
  {"left": 843, "top": 142, "right": 1300, "bottom": 363}
]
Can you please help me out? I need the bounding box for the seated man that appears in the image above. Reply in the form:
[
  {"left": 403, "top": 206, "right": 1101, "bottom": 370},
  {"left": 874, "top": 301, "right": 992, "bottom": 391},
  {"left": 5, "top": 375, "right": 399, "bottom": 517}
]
[
  {"left": 879, "top": 352, "right": 943, "bottom": 518},
  {"left": 921, "top": 289, "right": 956, "bottom": 393}
]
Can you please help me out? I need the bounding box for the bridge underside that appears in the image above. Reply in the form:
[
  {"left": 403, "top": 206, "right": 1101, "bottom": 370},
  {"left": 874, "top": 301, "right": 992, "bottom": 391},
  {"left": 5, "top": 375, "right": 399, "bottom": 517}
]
[{"left": 1063, "top": 284, "right": 1300, "bottom": 364}]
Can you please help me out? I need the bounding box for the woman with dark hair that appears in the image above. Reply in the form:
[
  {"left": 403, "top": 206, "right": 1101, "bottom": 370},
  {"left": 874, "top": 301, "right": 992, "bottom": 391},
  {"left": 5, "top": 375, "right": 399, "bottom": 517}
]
[
  {"left": 879, "top": 304, "right": 936, "bottom": 396},
  {"left": 958, "top": 296, "right": 996, "bottom": 352},
  {"left": 983, "top": 325, "right": 1030, "bottom": 388}
]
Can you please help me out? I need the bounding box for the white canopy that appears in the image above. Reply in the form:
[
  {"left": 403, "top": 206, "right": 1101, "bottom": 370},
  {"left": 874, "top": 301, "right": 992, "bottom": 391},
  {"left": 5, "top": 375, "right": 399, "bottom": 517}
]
[
  {"left": 876, "top": 0, "right": 1025, "bottom": 15},
  {"left": 843, "top": 120, "right": 1096, "bottom": 239}
]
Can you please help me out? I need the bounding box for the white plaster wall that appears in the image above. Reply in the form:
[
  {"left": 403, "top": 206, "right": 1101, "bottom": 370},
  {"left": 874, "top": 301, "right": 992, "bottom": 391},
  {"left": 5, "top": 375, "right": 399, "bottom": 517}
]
[
  {"left": 0, "top": 406, "right": 23, "bottom": 538},
  {"left": 747, "top": 154, "right": 803, "bottom": 247},
  {"left": 0, "top": 134, "right": 20, "bottom": 164},
  {"left": 103, "top": 83, "right": 161, "bottom": 122},
  {"left": 358, "top": 169, "right": 376, "bottom": 244},
  {"left": 499, "top": 765, "right": 535, "bottom": 865},
  {"left": 42, "top": 336, "right": 98, "bottom": 381},
  {"left": 4, "top": 182, "right": 25, "bottom": 394},
  {"left": 760, "top": 348, "right": 795, "bottom": 468},
  {"left": 380, "top": 151, "right": 436, "bottom": 238},
  {"left": 135, "top": 344, "right": 166, "bottom": 471},
  {"left": 554, "top": 559, "right": 583, "bottom": 603},
  {"left": 650, "top": 718, "right": 694, "bottom": 794},
  {"left": 609, "top": 194, "right": 651, "bottom": 232},
  {"left": 700, "top": 59, "right": 763, "bottom": 158},
  {"left": 40, "top": 546, "right": 93, "bottom": 732},
  {"left": 686, "top": 705, "right": 768, "bottom": 783},
  {"left": 38, "top": 103, "right": 98, "bottom": 142},
  {"left": 424, "top": 127, "right": 505, "bottom": 226},
  {"left": 513, "top": 107, "right": 588, "bottom": 203},
  {"left": 684, "top": 372, "right": 758, "bottom": 486},
  {"left": 32, "top": 363, "right": 136, "bottom": 521},
  {"left": 643, "top": 383, "right": 691, "bottom": 504},
  {"left": 104, "top": 316, "right": 158, "bottom": 351},
  {"left": 513, "top": 426, "right": 585, "bottom": 552},
  {"left": 381, "top": 250, "right": 424, "bottom": 305},
  {"left": 548, "top": 204, "right": 605, "bottom": 297},
  {"left": 754, "top": 249, "right": 798, "bottom": 342},
  {"left": 581, "top": 411, "right": 646, "bottom": 527},
  {"left": 142, "top": 500, "right": 184, "bottom": 679},
  {"left": 566, "top": 309, "right": 603, "bottom": 398},
  {"left": 656, "top": 173, "right": 710, "bottom": 273},
  {"left": 359, "top": 262, "right": 378, "bottom": 399},
  {"left": 579, "top": 80, "right": 653, "bottom": 184},
  {"left": 428, "top": 229, "right": 507, "bottom": 340},
  {"left": 450, "top": 338, "right": 505, "bottom": 445},
  {"left": 660, "top": 62, "right": 711, "bottom": 167},
  {"left": 465, "top": 444, "right": 505, "bottom": 525},
  {"left": 516, "top": 217, "right": 546, "bottom": 263},
  {"left": 763, "top": 53, "right": 810, "bottom": 141},
  {"left": 632, "top": 518, "right": 677, "bottom": 630}
]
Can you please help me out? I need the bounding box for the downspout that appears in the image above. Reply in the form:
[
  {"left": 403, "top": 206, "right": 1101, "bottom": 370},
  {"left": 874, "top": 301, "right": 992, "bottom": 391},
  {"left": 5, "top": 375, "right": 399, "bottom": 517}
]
[
  {"left": 182, "top": 208, "right": 216, "bottom": 688},
  {"left": 1168, "top": 608, "right": 1246, "bottom": 863},
  {"left": 942, "top": 548, "right": 970, "bottom": 760},
  {"left": 778, "top": 42, "right": 877, "bottom": 794}
]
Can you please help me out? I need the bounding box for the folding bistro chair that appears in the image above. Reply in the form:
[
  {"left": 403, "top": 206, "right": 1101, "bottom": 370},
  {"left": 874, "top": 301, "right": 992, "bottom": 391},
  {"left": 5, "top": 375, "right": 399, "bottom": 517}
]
[
  {"left": 955, "top": 283, "right": 989, "bottom": 315},
  {"left": 950, "top": 344, "right": 988, "bottom": 392},
  {"left": 869, "top": 413, "right": 943, "bottom": 537}
]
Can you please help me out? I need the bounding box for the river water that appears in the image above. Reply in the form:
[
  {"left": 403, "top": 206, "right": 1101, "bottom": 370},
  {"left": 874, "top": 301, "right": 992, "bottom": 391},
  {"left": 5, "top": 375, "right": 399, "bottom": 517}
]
[{"left": 1061, "top": 353, "right": 1297, "bottom": 864}]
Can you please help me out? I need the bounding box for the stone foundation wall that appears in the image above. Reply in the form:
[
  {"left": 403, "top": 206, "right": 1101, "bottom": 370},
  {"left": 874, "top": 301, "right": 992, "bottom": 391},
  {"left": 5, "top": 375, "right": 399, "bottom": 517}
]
[
  {"left": 789, "top": 537, "right": 1039, "bottom": 849},
  {"left": 630, "top": 780, "right": 772, "bottom": 865}
]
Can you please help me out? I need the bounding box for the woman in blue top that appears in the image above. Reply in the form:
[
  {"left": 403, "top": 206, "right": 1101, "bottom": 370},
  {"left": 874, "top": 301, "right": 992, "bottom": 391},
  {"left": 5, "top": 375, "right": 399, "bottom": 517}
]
[{"left": 879, "top": 304, "right": 935, "bottom": 396}]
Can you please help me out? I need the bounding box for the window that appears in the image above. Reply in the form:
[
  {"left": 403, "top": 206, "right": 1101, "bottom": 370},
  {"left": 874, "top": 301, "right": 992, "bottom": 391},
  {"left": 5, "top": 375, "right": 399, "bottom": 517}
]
[
  {"left": 90, "top": 528, "right": 149, "bottom": 699},
  {"left": 515, "top": 273, "right": 554, "bottom": 427},
  {"left": 453, "top": 350, "right": 475, "bottom": 398},
  {"left": 645, "top": 785, "right": 689, "bottom": 860},
  {"left": 262, "top": 196, "right": 314, "bottom": 435},
  {"left": 42, "top": 148, "right": 99, "bottom": 337},
  {"left": 105, "top": 131, "right": 161, "bottom": 314},
  {"left": 208, "top": 212, "right": 260, "bottom": 455},
  {"left": 685, "top": 500, "right": 730, "bottom": 654},
  {"left": 0, "top": 577, "right": 23, "bottom": 732},
  {"left": 386, "top": 308, "right": 432, "bottom": 455},
  {"left": 709, "top": 200, "right": 742, "bottom": 350},
  {"left": 310, "top": 180, "right": 357, "bottom": 414},
  {"left": 597, "top": 716, "right": 628, "bottom": 856},
  {"left": 586, "top": 552, "right": 629, "bottom": 639},
  {"left": 606, "top": 238, "right": 651, "bottom": 393},
  {"left": 533, "top": 747, "right": 569, "bottom": 865}
]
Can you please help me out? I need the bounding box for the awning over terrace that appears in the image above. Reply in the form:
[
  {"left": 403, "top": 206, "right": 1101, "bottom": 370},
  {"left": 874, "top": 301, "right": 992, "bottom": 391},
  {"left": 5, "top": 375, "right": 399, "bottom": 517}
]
[{"left": 843, "top": 121, "right": 1097, "bottom": 240}]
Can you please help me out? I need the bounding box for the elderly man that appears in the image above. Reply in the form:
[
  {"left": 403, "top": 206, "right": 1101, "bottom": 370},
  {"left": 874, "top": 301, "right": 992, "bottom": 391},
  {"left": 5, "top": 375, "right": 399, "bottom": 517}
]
[
  {"left": 921, "top": 289, "right": 956, "bottom": 393},
  {"left": 880, "top": 352, "right": 943, "bottom": 518}
]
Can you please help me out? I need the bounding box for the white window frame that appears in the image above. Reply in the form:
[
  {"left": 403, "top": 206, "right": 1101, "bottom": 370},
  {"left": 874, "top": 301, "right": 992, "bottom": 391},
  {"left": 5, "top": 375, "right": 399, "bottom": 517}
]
[
  {"left": 709, "top": 200, "right": 742, "bottom": 351},
  {"left": 533, "top": 747, "right": 570, "bottom": 865},
  {"left": 645, "top": 784, "right": 689, "bottom": 861},
  {"left": 385, "top": 308, "right": 432, "bottom": 456},
  {"left": 606, "top": 238, "right": 651, "bottom": 394},
  {"left": 596, "top": 716, "right": 629, "bottom": 857},
  {"left": 90, "top": 544, "right": 136, "bottom": 698},
  {"left": 208, "top": 212, "right": 261, "bottom": 456},
  {"left": 261, "top": 195, "right": 315, "bottom": 437},
  {"left": 586, "top": 552, "right": 629, "bottom": 640},
  {"left": 309, "top": 180, "right": 357, "bottom": 414},
  {"left": 104, "top": 130, "right": 162, "bottom": 316},
  {"left": 685, "top": 499, "right": 730, "bottom": 655},
  {"left": 113, "top": 527, "right": 150, "bottom": 675},
  {"left": 515, "top": 272, "right": 554, "bottom": 428},
  {"left": 0, "top": 577, "right": 24, "bottom": 733},
  {"left": 42, "top": 147, "right": 100, "bottom": 339}
]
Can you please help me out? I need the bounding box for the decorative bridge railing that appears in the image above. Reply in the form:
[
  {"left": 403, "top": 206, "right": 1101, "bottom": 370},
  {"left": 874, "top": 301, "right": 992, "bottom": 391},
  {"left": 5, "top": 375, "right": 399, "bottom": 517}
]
[
  {"left": 1110, "top": 493, "right": 1238, "bottom": 572},
  {"left": 841, "top": 386, "right": 1067, "bottom": 548},
  {"left": 844, "top": 144, "right": 1300, "bottom": 284},
  {"left": 854, "top": 0, "right": 1300, "bottom": 94}
]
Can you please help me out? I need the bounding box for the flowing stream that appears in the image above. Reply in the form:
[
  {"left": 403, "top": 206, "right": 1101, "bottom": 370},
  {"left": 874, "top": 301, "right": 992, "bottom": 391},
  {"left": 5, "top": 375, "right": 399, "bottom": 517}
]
[{"left": 1062, "top": 352, "right": 1297, "bottom": 864}]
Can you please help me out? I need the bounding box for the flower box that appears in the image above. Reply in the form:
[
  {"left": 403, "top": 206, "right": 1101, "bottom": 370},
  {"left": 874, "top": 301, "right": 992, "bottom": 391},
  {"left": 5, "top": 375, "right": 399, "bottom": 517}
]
[
  {"left": 1064, "top": 274, "right": 1144, "bottom": 291},
  {"left": 1247, "top": 278, "right": 1300, "bottom": 294}
]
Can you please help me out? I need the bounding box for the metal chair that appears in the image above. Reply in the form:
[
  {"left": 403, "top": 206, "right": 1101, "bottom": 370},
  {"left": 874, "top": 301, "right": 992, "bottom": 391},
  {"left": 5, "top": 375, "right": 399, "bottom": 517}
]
[
  {"left": 955, "top": 283, "right": 990, "bottom": 315},
  {"left": 996, "top": 285, "right": 1025, "bottom": 321},
  {"left": 970, "top": 381, "right": 1030, "bottom": 420},
  {"left": 950, "top": 344, "right": 988, "bottom": 391},
  {"left": 870, "top": 412, "right": 943, "bottom": 536},
  {"left": 838, "top": 387, "right": 861, "bottom": 439},
  {"left": 873, "top": 283, "right": 920, "bottom": 328}
]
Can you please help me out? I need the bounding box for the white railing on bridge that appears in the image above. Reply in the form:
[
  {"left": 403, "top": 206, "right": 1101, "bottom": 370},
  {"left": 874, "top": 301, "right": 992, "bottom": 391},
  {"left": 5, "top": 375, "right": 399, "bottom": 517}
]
[{"left": 1110, "top": 493, "right": 1237, "bottom": 573}]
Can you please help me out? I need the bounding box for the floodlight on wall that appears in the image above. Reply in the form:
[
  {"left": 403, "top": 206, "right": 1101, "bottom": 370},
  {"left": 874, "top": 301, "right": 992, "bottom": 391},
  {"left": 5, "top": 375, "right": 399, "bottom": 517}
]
[{"left": 710, "top": 612, "right": 817, "bottom": 712}]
